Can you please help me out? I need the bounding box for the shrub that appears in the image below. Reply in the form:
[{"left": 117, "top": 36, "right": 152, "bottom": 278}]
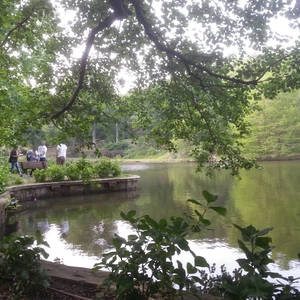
[
  {"left": 46, "top": 165, "right": 65, "bottom": 182},
  {"left": 0, "top": 231, "right": 50, "bottom": 296},
  {"left": 33, "top": 169, "right": 47, "bottom": 183},
  {"left": 105, "top": 141, "right": 129, "bottom": 151},
  {"left": 94, "top": 158, "right": 121, "bottom": 178},
  {"left": 75, "top": 158, "right": 94, "bottom": 183},
  {"left": 6, "top": 196, "right": 21, "bottom": 211},
  {"left": 12, "top": 176, "right": 24, "bottom": 185},
  {"left": 94, "top": 190, "right": 225, "bottom": 299},
  {"left": 65, "top": 164, "right": 80, "bottom": 181},
  {"left": 0, "top": 157, "right": 10, "bottom": 193}
]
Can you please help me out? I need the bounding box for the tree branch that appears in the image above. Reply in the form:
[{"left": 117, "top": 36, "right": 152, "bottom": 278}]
[
  {"left": 0, "top": 13, "right": 34, "bottom": 48},
  {"left": 129, "top": 0, "right": 258, "bottom": 86},
  {"left": 255, "top": 52, "right": 297, "bottom": 82},
  {"left": 50, "top": 14, "right": 118, "bottom": 119}
]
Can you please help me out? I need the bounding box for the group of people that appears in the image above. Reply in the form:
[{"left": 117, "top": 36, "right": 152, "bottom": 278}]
[{"left": 9, "top": 141, "right": 68, "bottom": 176}]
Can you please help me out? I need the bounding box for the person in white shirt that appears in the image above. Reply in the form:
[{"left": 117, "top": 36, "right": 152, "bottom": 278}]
[
  {"left": 56, "top": 143, "right": 67, "bottom": 165},
  {"left": 38, "top": 141, "right": 47, "bottom": 161}
]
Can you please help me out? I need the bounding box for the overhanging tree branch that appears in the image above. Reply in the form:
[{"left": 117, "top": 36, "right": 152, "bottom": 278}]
[
  {"left": 50, "top": 0, "right": 297, "bottom": 119},
  {"left": 255, "top": 52, "right": 298, "bottom": 82},
  {"left": 1, "top": 13, "right": 34, "bottom": 48},
  {"left": 50, "top": 14, "right": 118, "bottom": 119},
  {"left": 129, "top": 0, "right": 258, "bottom": 86}
]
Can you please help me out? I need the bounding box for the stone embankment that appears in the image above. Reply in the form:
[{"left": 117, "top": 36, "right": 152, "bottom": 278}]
[{"left": 0, "top": 175, "right": 139, "bottom": 235}]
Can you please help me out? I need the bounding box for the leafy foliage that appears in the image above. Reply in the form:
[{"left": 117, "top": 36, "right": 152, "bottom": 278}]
[
  {"left": 32, "top": 169, "right": 47, "bottom": 183},
  {"left": 0, "top": 231, "right": 50, "bottom": 297},
  {"left": 74, "top": 158, "right": 94, "bottom": 183},
  {"left": 46, "top": 165, "right": 66, "bottom": 182},
  {"left": 33, "top": 158, "right": 122, "bottom": 182},
  {"left": 94, "top": 190, "right": 226, "bottom": 299},
  {"left": 105, "top": 141, "right": 129, "bottom": 151},
  {"left": 241, "top": 90, "right": 300, "bottom": 158},
  {"left": 93, "top": 158, "right": 122, "bottom": 178},
  {"left": 213, "top": 225, "right": 300, "bottom": 299},
  {"left": 5, "top": 196, "right": 21, "bottom": 211},
  {"left": 0, "top": 157, "right": 10, "bottom": 193}
]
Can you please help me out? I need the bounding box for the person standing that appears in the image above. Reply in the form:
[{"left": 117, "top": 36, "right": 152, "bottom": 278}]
[
  {"left": 9, "top": 147, "right": 23, "bottom": 176},
  {"left": 56, "top": 143, "right": 67, "bottom": 166},
  {"left": 38, "top": 141, "right": 47, "bottom": 161}
]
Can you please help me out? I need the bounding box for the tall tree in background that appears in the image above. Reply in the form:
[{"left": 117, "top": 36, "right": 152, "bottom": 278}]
[
  {"left": 0, "top": 0, "right": 299, "bottom": 173},
  {"left": 241, "top": 90, "right": 300, "bottom": 158}
]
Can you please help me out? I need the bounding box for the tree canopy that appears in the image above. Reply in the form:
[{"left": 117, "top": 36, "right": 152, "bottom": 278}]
[{"left": 0, "top": 0, "right": 299, "bottom": 173}]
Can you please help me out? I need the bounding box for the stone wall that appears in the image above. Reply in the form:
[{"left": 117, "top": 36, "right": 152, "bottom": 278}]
[
  {"left": 0, "top": 191, "right": 9, "bottom": 237},
  {"left": 0, "top": 175, "right": 140, "bottom": 233}
]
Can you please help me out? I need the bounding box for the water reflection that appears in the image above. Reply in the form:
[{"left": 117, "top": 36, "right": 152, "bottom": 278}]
[{"left": 10, "top": 162, "right": 300, "bottom": 279}]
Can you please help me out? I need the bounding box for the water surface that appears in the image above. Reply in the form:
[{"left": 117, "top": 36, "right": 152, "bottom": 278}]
[{"left": 14, "top": 161, "right": 300, "bottom": 279}]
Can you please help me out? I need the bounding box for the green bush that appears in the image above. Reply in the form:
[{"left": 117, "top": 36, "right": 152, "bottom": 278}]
[
  {"left": 0, "top": 231, "right": 50, "bottom": 296},
  {"left": 33, "top": 158, "right": 121, "bottom": 183},
  {"left": 46, "top": 165, "right": 65, "bottom": 182},
  {"left": 12, "top": 176, "right": 24, "bottom": 185},
  {"left": 75, "top": 158, "right": 94, "bottom": 183},
  {"left": 105, "top": 141, "right": 129, "bottom": 151},
  {"left": 33, "top": 169, "right": 47, "bottom": 183},
  {"left": 94, "top": 190, "right": 225, "bottom": 299},
  {"left": 65, "top": 164, "right": 80, "bottom": 181},
  {"left": 0, "top": 157, "right": 10, "bottom": 193},
  {"left": 94, "top": 158, "right": 121, "bottom": 178}
]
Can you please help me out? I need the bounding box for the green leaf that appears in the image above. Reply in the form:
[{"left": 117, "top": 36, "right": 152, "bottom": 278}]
[
  {"left": 256, "top": 227, "right": 273, "bottom": 237},
  {"left": 255, "top": 237, "right": 273, "bottom": 249},
  {"left": 127, "top": 210, "right": 136, "bottom": 219},
  {"left": 194, "top": 209, "right": 202, "bottom": 217},
  {"left": 236, "top": 258, "right": 253, "bottom": 272},
  {"left": 209, "top": 206, "right": 227, "bottom": 216},
  {"left": 177, "top": 260, "right": 183, "bottom": 270},
  {"left": 187, "top": 199, "right": 202, "bottom": 206},
  {"left": 177, "top": 238, "right": 190, "bottom": 251},
  {"left": 194, "top": 256, "right": 209, "bottom": 268},
  {"left": 233, "top": 223, "right": 244, "bottom": 233},
  {"left": 187, "top": 262, "right": 197, "bottom": 274},
  {"left": 200, "top": 217, "right": 211, "bottom": 226},
  {"left": 120, "top": 211, "right": 127, "bottom": 221},
  {"left": 144, "top": 215, "right": 159, "bottom": 229},
  {"left": 202, "top": 190, "right": 218, "bottom": 203},
  {"left": 112, "top": 234, "right": 126, "bottom": 249},
  {"left": 158, "top": 218, "right": 168, "bottom": 228},
  {"left": 39, "top": 248, "right": 49, "bottom": 259},
  {"left": 237, "top": 239, "right": 252, "bottom": 256}
]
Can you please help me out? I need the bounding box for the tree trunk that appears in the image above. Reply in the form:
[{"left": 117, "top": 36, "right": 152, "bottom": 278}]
[{"left": 92, "top": 123, "right": 96, "bottom": 148}]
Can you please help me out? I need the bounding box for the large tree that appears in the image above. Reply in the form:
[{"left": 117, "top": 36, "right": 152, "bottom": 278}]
[{"left": 0, "top": 0, "right": 299, "bottom": 173}]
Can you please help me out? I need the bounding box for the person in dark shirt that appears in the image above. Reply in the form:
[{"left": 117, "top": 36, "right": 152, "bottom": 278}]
[{"left": 9, "top": 147, "right": 23, "bottom": 176}]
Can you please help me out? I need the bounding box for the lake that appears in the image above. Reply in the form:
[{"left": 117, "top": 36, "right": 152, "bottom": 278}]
[{"left": 13, "top": 161, "right": 300, "bottom": 280}]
